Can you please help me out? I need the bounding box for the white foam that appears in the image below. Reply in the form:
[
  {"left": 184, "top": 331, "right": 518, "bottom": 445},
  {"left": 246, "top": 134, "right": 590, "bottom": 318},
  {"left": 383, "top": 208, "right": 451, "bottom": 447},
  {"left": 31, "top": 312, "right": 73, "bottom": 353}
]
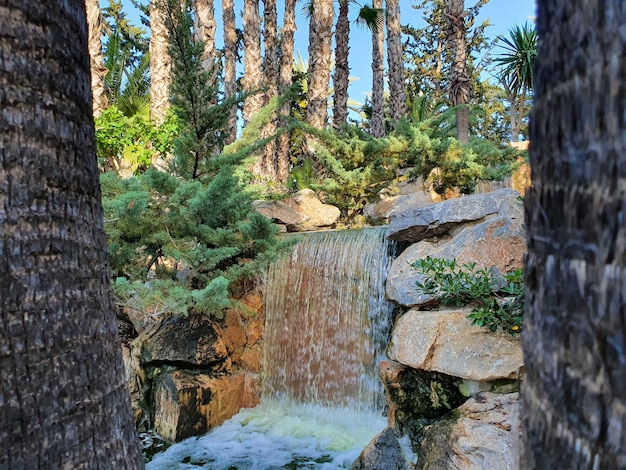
[{"left": 147, "top": 400, "right": 386, "bottom": 469}]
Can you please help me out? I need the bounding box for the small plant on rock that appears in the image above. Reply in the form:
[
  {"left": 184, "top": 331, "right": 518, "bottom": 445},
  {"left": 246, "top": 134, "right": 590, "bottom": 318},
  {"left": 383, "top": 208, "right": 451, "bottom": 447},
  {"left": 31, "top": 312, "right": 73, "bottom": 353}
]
[{"left": 412, "top": 257, "right": 524, "bottom": 334}]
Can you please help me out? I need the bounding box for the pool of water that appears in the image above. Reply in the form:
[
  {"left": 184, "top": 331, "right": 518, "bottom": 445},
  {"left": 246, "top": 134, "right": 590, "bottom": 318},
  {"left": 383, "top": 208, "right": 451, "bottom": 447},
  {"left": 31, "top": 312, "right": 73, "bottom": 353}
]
[{"left": 146, "top": 400, "right": 386, "bottom": 469}]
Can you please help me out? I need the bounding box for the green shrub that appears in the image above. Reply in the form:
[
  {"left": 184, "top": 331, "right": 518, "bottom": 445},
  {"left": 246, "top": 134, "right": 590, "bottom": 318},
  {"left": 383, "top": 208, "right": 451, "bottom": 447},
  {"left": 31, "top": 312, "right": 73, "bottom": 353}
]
[{"left": 412, "top": 257, "right": 524, "bottom": 334}]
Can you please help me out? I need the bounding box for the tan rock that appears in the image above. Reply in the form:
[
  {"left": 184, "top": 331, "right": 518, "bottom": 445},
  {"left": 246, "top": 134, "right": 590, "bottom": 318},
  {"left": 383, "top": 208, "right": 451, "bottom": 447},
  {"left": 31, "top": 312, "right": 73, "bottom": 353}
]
[
  {"left": 388, "top": 309, "right": 523, "bottom": 381},
  {"left": 418, "top": 392, "right": 520, "bottom": 470},
  {"left": 238, "top": 344, "right": 262, "bottom": 372},
  {"left": 152, "top": 371, "right": 260, "bottom": 442}
]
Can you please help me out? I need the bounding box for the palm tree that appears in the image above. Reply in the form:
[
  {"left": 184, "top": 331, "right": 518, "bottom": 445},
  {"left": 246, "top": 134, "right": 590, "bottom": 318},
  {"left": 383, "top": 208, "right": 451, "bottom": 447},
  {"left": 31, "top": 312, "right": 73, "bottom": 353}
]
[
  {"left": 332, "top": 0, "right": 351, "bottom": 127},
  {"left": 0, "top": 0, "right": 142, "bottom": 466},
  {"left": 523, "top": 0, "right": 626, "bottom": 467},
  {"left": 386, "top": 0, "right": 406, "bottom": 124},
  {"left": 369, "top": 0, "right": 385, "bottom": 138},
  {"left": 445, "top": 0, "right": 471, "bottom": 144},
  {"left": 193, "top": 0, "right": 217, "bottom": 80},
  {"left": 86, "top": 0, "right": 108, "bottom": 116},
  {"left": 243, "top": 0, "right": 263, "bottom": 123},
  {"left": 222, "top": 0, "right": 238, "bottom": 142},
  {"left": 275, "top": 0, "right": 297, "bottom": 181},
  {"left": 150, "top": 0, "right": 172, "bottom": 124},
  {"left": 494, "top": 22, "right": 537, "bottom": 142},
  {"left": 306, "top": 0, "right": 334, "bottom": 129}
]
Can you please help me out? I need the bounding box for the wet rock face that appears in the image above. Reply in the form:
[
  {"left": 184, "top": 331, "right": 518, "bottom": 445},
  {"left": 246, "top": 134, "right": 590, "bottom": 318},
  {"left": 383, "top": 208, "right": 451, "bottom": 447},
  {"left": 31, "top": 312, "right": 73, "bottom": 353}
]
[{"left": 352, "top": 427, "right": 414, "bottom": 470}]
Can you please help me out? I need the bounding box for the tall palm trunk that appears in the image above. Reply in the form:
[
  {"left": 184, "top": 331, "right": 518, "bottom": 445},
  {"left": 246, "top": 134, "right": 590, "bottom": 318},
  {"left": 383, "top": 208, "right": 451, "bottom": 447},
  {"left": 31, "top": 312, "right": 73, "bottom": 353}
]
[
  {"left": 243, "top": 0, "right": 263, "bottom": 124},
  {"left": 386, "top": 0, "right": 406, "bottom": 124},
  {"left": 370, "top": 0, "right": 385, "bottom": 138},
  {"left": 0, "top": 0, "right": 142, "bottom": 467},
  {"left": 222, "top": 0, "right": 237, "bottom": 143},
  {"left": 194, "top": 0, "right": 216, "bottom": 81},
  {"left": 256, "top": 0, "right": 279, "bottom": 180},
  {"left": 150, "top": 0, "right": 172, "bottom": 124},
  {"left": 523, "top": 0, "right": 626, "bottom": 467},
  {"left": 275, "top": 0, "right": 296, "bottom": 182},
  {"left": 306, "top": 0, "right": 334, "bottom": 129},
  {"left": 85, "top": 0, "right": 108, "bottom": 116},
  {"left": 332, "top": 0, "right": 350, "bottom": 127},
  {"left": 445, "top": 0, "right": 470, "bottom": 144}
]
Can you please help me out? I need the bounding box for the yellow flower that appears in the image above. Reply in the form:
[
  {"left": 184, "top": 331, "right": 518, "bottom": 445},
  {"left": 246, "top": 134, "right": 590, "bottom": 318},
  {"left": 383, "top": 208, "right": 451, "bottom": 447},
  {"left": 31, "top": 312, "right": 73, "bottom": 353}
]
[{"left": 511, "top": 325, "right": 520, "bottom": 331}]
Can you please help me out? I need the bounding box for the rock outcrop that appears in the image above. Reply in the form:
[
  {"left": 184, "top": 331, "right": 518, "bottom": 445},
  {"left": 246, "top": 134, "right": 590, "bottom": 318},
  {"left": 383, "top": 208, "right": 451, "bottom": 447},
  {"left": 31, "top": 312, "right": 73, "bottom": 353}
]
[{"left": 252, "top": 188, "right": 340, "bottom": 231}]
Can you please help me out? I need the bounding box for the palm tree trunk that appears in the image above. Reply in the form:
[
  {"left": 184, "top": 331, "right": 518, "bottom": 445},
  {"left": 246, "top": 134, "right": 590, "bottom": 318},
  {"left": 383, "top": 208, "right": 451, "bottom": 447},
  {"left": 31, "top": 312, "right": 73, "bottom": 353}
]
[
  {"left": 446, "top": 0, "right": 471, "bottom": 144},
  {"left": 0, "top": 1, "right": 143, "bottom": 467},
  {"left": 85, "top": 0, "right": 108, "bottom": 116},
  {"left": 243, "top": 0, "right": 263, "bottom": 124},
  {"left": 306, "top": 0, "right": 334, "bottom": 129},
  {"left": 257, "top": 0, "right": 279, "bottom": 180},
  {"left": 332, "top": 0, "right": 350, "bottom": 128},
  {"left": 194, "top": 0, "right": 217, "bottom": 82},
  {"left": 222, "top": 0, "right": 237, "bottom": 143},
  {"left": 523, "top": 0, "right": 626, "bottom": 467},
  {"left": 275, "top": 0, "right": 296, "bottom": 182},
  {"left": 370, "top": 0, "right": 385, "bottom": 138},
  {"left": 150, "top": 0, "right": 172, "bottom": 125},
  {"left": 386, "top": 0, "right": 406, "bottom": 124}
]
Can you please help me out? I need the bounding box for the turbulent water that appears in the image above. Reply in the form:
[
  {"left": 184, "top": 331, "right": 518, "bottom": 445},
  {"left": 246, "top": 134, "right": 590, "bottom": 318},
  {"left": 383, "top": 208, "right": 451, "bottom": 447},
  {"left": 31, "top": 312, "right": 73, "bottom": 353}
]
[{"left": 147, "top": 228, "right": 396, "bottom": 469}]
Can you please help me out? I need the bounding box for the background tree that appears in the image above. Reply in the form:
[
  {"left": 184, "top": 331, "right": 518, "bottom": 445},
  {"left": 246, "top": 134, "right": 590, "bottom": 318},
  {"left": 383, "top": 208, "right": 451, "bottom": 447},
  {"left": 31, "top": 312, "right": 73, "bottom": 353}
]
[
  {"left": 0, "top": 0, "right": 142, "bottom": 466},
  {"left": 523, "top": 0, "right": 626, "bottom": 467},
  {"left": 86, "top": 0, "right": 108, "bottom": 116},
  {"left": 332, "top": 0, "right": 351, "bottom": 127},
  {"left": 193, "top": 0, "right": 217, "bottom": 80},
  {"left": 368, "top": 0, "right": 385, "bottom": 137},
  {"left": 243, "top": 0, "right": 263, "bottom": 123},
  {"left": 306, "top": 0, "right": 334, "bottom": 129},
  {"left": 386, "top": 0, "right": 406, "bottom": 124},
  {"left": 222, "top": 0, "right": 238, "bottom": 143},
  {"left": 150, "top": 0, "right": 172, "bottom": 124},
  {"left": 494, "top": 22, "right": 537, "bottom": 142}
]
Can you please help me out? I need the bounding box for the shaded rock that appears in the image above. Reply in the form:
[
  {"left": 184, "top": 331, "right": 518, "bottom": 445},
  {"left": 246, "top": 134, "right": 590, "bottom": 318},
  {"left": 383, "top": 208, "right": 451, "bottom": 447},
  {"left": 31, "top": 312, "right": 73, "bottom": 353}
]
[
  {"left": 352, "top": 427, "right": 414, "bottom": 470},
  {"left": 364, "top": 179, "right": 434, "bottom": 220},
  {"left": 121, "top": 343, "right": 146, "bottom": 428},
  {"left": 388, "top": 309, "right": 523, "bottom": 381},
  {"left": 417, "top": 392, "right": 520, "bottom": 470},
  {"left": 386, "top": 213, "right": 525, "bottom": 308},
  {"left": 124, "top": 305, "right": 158, "bottom": 335},
  {"left": 137, "top": 314, "right": 228, "bottom": 367},
  {"left": 252, "top": 189, "right": 340, "bottom": 231},
  {"left": 152, "top": 371, "right": 260, "bottom": 442},
  {"left": 388, "top": 188, "right": 520, "bottom": 243}
]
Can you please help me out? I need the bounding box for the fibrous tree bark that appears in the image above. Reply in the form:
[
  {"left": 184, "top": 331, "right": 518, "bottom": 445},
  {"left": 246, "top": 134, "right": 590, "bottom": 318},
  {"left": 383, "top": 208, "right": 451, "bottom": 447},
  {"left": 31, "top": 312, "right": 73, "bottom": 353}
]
[
  {"left": 369, "top": 0, "right": 385, "bottom": 138},
  {"left": 386, "top": 0, "right": 406, "bottom": 124},
  {"left": 150, "top": 0, "right": 172, "bottom": 124},
  {"left": 306, "top": 0, "right": 334, "bottom": 129},
  {"left": 523, "top": 0, "right": 626, "bottom": 468},
  {"left": 193, "top": 0, "right": 217, "bottom": 82},
  {"left": 85, "top": 0, "right": 108, "bottom": 116},
  {"left": 243, "top": 0, "right": 263, "bottom": 124},
  {"left": 0, "top": 0, "right": 143, "bottom": 467},
  {"left": 222, "top": 0, "right": 238, "bottom": 143},
  {"left": 332, "top": 0, "right": 350, "bottom": 128}
]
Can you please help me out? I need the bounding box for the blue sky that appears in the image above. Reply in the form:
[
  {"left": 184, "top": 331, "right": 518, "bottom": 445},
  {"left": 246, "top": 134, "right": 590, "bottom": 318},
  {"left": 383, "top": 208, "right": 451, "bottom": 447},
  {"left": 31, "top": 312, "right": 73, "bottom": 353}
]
[{"left": 115, "top": 0, "right": 536, "bottom": 106}]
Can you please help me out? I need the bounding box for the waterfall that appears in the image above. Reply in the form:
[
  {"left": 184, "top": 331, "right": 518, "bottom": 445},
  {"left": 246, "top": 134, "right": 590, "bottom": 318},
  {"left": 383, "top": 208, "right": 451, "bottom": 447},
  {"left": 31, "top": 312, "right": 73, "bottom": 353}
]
[
  {"left": 147, "top": 227, "right": 396, "bottom": 469},
  {"left": 263, "top": 227, "right": 395, "bottom": 414}
]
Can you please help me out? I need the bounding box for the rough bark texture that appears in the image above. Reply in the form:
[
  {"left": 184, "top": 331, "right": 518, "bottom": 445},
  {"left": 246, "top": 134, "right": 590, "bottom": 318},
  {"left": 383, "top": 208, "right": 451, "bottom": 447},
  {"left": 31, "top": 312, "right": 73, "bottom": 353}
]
[
  {"left": 386, "top": 0, "right": 406, "bottom": 124},
  {"left": 222, "top": 0, "right": 237, "bottom": 143},
  {"left": 193, "top": 0, "right": 216, "bottom": 80},
  {"left": 243, "top": 0, "right": 263, "bottom": 124},
  {"left": 0, "top": 1, "right": 143, "bottom": 468},
  {"left": 275, "top": 0, "right": 296, "bottom": 182},
  {"left": 370, "top": 0, "right": 385, "bottom": 138},
  {"left": 150, "top": 0, "right": 171, "bottom": 124},
  {"left": 332, "top": 0, "right": 350, "bottom": 128},
  {"left": 305, "top": 0, "right": 334, "bottom": 129},
  {"left": 445, "top": 0, "right": 470, "bottom": 144},
  {"left": 85, "top": 0, "right": 108, "bottom": 116},
  {"left": 256, "top": 0, "right": 278, "bottom": 180},
  {"left": 523, "top": 1, "right": 626, "bottom": 468}
]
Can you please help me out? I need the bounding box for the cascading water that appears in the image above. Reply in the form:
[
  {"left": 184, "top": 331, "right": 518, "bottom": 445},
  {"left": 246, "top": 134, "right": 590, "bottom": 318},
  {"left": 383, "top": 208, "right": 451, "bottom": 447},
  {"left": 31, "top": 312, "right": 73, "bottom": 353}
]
[{"left": 148, "top": 227, "right": 396, "bottom": 469}]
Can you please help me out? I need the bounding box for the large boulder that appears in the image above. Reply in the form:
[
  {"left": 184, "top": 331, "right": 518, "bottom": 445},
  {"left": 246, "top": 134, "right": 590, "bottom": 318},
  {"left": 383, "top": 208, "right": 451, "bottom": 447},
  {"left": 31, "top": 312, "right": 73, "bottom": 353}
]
[
  {"left": 417, "top": 392, "right": 520, "bottom": 470},
  {"left": 136, "top": 314, "right": 228, "bottom": 368},
  {"left": 387, "top": 188, "right": 521, "bottom": 243},
  {"left": 364, "top": 179, "right": 434, "bottom": 220},
  {"left": 352, "top": 427, "right": 414, "bottom": 470},
  {"left": 252, "top": 189, "right": 340, "bottom": 232},
  {"left": 152, "top": 371, "right": 260, "bottom": 442},
  {"left": 388, "top": 309, "right": 524, "bottom": 381},
  {"left": 386, "top": 212, "right": 525, "bottom": 308}
]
